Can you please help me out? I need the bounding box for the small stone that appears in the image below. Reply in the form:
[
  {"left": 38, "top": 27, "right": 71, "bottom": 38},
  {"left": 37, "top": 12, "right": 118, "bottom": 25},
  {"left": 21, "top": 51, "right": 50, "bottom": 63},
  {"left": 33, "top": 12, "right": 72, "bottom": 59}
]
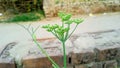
[{"left": 0, "top": 13, "right": 2, "bottom": 16}]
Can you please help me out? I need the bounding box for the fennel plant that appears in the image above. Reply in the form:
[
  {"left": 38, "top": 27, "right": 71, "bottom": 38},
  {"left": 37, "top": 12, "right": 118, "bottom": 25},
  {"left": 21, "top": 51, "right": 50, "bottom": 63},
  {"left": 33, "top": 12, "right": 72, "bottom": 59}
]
[{"left": 42, "top": 12, "right": 84, "bottom": 68}]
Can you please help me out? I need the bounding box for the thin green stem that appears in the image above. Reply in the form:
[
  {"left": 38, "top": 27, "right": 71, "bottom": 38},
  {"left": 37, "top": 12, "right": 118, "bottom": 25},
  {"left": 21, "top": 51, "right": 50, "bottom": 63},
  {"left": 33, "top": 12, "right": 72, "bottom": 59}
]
[
  {"left": 67, "top": 24, "right": 78, "bottom": 39},
  {"left": 17, "top": 24, "right": 32, "bottom": 36},
  {"left": 61, "top": 22, "right": 65, "bottom": 41},
  {"left": 33, "top": 25, "right": 40, "bottom": 34},
  {"left": 64, "top": 24, "right": 70, "bottom": 41},
  {"left": 52, "top": 30, "right": 61, "bottom": 41},
  {"left": 32, "top": 35, "right": 60, "bottom": 68},
  {"left": 62, "top": 42, "right": 67, "bottom": 68}
]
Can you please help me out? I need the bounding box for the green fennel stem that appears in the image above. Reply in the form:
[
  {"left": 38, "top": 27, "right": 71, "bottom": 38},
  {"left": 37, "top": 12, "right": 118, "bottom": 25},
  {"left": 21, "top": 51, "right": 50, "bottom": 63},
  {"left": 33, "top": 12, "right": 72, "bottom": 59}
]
[
  {"left": 32, "top": 35, "right": 60, "bottom": 68},
  {"left": 67, "top": 24, "right": 78, "bottom": 39},
  {"left": 62, "top": 41, "right": 67, "bottom": 68}
]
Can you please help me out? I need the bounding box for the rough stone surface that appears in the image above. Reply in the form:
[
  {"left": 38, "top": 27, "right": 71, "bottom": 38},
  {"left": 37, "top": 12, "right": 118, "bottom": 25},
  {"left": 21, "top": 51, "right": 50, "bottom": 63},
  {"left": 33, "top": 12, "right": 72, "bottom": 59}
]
[
  {"left": 95, "top": 48, "right": 120, "bottom": 61},
  {"left": 43, "top": 0, "right": 120, "bottom": 17},
  {"left": 71, "top": 52, "right": 95, "bottom": 65},
  {"left": 75, "top": 60, "right": 117, "bottom": 68}
]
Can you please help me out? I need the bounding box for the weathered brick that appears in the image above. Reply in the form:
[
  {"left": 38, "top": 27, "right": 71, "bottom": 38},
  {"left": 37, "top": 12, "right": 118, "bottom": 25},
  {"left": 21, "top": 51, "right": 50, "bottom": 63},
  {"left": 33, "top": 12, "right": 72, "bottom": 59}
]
[
  {"left": 95, "top": 48, "right": 120, "bottom": 61},
  {"left": 23, "top": 55, "right": 73, "bottom": 68},
  {"left": 0, "top": 58, "right": 15, "bottom": 68},
  {"left": 0, "top": 63, "right": 15, "bottom": 68},
  {"left": 23, "top": 55, "right": 63, "bottom": 68},
  {"left": 71, "top": 52, "right": 95, "bottom": 65}
]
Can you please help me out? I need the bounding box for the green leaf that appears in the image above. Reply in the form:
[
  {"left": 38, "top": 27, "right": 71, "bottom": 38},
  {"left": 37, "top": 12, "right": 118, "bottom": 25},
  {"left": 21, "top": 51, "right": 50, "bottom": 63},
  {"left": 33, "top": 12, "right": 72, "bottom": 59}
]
[
  {"left": 62, "top": 14, "right": 72, "bottom": 21},
  {"left": 42, "top": 25, "right": 48, "bottom": 28},
  {"left": 47, "top": 29, "right": 52, "bottom": 32},
  {"left": 53, "top": 24, "right": 59, "bottom": 28},
  {"left": 65, "top": 19, "right": 73, "bottom": 24},
  {"left": 74, "top": 18, "right": 84, "bottom": 24},
  {"left": 64, "top": 28, "right": 69, "bottom": 32},
  {"left": 58, "top": 12, "right": 72, "bottom": 21},
  {"left": 42, "top": 24, "right": 51, "bottom": 28}
]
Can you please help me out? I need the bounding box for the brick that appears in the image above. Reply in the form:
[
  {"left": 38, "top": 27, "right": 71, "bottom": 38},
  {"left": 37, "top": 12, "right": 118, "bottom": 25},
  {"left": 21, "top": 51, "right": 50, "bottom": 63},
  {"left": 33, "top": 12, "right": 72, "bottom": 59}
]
[
  {"left": 23, "top": 46, "right": 70, "bottom": 68},
  {"left": 0, "top": 63, "right": 15, "bottom": 68},
  {"left": 71, "top": 52, "right": 95, "bottom": 65},
  {"left": 0, "top": 58, "right": 15, "bottom": 68},
  {"left": 23, "top": 54, "right": 73, "bottom": 68},
  {"left": 23, "top": 55, "right": 63, "bottom": 68},
  {"left": 95, "top": 48, "right": 120, "bottom": 61}
]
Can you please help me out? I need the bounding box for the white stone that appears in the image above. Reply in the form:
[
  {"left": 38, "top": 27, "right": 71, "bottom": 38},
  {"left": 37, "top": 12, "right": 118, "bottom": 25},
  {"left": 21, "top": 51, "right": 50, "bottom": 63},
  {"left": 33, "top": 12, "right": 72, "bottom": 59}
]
[{"left": 0, "top": 13, "right": 2, "bottom": 16}]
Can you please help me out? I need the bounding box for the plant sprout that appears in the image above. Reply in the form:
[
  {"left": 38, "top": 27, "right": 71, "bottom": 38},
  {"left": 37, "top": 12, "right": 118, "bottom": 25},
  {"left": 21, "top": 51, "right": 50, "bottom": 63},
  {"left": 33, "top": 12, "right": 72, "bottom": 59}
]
[{"left": 42, "top": 12, "right": 84, "bottom": 68}]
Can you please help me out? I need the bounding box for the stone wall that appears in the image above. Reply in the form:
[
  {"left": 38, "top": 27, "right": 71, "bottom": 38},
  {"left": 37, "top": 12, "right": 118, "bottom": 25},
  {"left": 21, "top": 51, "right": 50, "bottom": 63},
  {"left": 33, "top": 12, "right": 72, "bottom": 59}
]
[
  {"left": 43, "top": 0, "right": 120, "bottom": 17},
  {"left": 0, "top": 29, "right": 120, "bottom": 68}
]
